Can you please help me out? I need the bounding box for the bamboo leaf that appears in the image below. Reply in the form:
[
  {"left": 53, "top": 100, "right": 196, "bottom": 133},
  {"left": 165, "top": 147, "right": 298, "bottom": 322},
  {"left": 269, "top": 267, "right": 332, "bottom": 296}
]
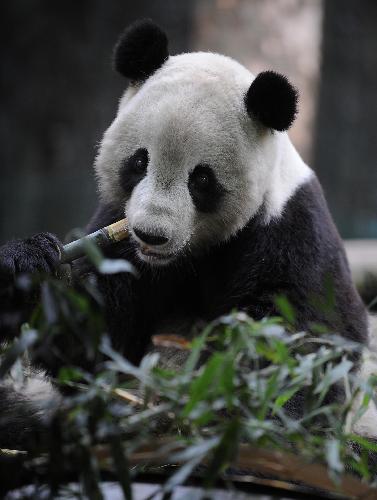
[
  {"left": 182, "top": 353, "right": 224, "bottom": 417},
  {"left": 325, "top": 439, "right": 343, "bottom": 474},
  {"left": 111, "top": 437, "right": 133, "bottom": 500},
  {"left": 98, "top": 258, "right": 136, "bottom": 275},
  {"left": 275, "top": 295, "right": 296, "bottom": 324}
]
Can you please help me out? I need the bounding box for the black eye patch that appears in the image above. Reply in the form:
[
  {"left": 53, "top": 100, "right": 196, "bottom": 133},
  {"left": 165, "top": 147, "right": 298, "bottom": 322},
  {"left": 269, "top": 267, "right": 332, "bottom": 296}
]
[
  {"left": 120, "top": 148, "right": 149, "bottom": 194},
  {"left": 188, "top": 164, "right": 226, "bottom": 213}
]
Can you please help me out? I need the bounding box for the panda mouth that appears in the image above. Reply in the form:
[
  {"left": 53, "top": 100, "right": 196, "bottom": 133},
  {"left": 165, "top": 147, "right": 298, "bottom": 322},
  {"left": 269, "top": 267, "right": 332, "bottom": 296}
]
[{"left": 137, "top": 245, "right": 174, "bottom": 264}]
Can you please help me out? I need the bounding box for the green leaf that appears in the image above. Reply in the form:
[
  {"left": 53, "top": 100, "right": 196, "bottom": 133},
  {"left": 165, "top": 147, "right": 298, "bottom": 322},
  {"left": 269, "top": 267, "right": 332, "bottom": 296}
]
[
  {"left": 182, "top": 353, "right": 224, "bottom": 417},
  {"left": 350, "top": 434, "right": 377, "bottom": 453},
  {"left": 58, "top": 366, "right": 85, "bottom": 384},
  {"left": 183, "top": 328, "right": 210, "bottom": 375},
  {"left": 41, "top": 281, "right": 59, "bottom": 324},
  {"left": 219, "top": 355, "right": 235, "bottom": 406},
  {"left": 161, "top": 441, "right": 221, "bottom": 495},
  {"left": 163, "top": 455, "right": 203, "bottom": 492},
  {"left": 258, "top": 370, "right": 279, "bottom": 420},
  {"left": 275, "top": 295, "right": 295, "bottom": 324},
  {"left": 80, "top": 445, "right": 104, "bottom": 500},
  {"left": 100, "top": 337, "right": 143, "bottom": 380},
  {"left": 325, "top": 439, "right": 343, "bottom": 474},
  {"left": 270, "top": 339, "right": 290, "bottom": 363},
  {"left": 110, "top": 437, "right": 132, "bottom": 500},
  {"left": 170, "top": 437, "right": 220, "bottom": 462},
  {"left": 314, "top": 359, "right": 353, "bottom": 396},
  {"left": 204, "top": 420, "right": 241, "bottom": 488},
  {"left": 98, "top": 258, "right": 136, "bottom": 276},
  {"left": 274, "top": 387, "right": 299, "bottom": 411}
]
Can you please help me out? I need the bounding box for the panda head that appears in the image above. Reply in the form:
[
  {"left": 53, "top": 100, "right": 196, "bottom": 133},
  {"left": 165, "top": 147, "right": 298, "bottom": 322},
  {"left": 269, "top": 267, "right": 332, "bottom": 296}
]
[{"left": 95, "top": 19, "right": 307, "bottom": 266}]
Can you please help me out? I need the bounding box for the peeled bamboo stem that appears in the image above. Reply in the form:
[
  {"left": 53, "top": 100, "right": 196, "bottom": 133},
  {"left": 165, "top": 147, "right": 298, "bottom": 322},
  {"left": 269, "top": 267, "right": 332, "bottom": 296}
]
[{"left": 60, "top": 218, "right": 129, "bottom": 263}]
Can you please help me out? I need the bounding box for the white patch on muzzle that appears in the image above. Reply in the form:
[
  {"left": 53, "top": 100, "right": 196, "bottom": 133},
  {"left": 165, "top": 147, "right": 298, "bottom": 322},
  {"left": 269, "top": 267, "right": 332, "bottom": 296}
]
[{"left": 126, "top": 172, "right": 194, "bottom": 265}]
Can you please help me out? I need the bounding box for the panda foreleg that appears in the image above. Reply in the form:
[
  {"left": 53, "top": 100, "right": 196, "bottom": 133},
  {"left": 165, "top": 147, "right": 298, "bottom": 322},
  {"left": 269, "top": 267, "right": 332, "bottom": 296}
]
[
  {"left": 0, "top": 232, "right": 63, "bottom": 342},
  {"left": 0, "top": 233, "right": 64, "bottom": 449}
]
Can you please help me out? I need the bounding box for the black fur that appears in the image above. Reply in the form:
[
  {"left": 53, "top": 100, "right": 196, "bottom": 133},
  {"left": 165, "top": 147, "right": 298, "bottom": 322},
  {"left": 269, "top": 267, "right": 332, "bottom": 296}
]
[
  {"left": 245, "top": 71, "right": 298, "bottom": 131},
  {"left": 0, "top": 233, "right": 61, "bottom": 280},
  {"left": 78, "top": 176, "right": 367, "bottom": 365},
  {"left": 0, "top": 386, "right": 50, "bottom": 449},
  {"left": 120, "top": 148, "right": 149, "bottom": 195},
  {"left": 113, "top": 19, "right": 169, "bottom": 82},
  {"left": 188, "top": 164, "right": 227, "bottom": 213},
  {"left": 0, "top": 232, "right": 62, "bottom": 341}
]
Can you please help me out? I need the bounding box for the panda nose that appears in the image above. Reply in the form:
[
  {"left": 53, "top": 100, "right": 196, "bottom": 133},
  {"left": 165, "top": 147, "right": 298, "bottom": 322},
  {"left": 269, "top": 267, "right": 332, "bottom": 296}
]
[{"left": 133, "top": 227, "right": 169, "bottom": 246}]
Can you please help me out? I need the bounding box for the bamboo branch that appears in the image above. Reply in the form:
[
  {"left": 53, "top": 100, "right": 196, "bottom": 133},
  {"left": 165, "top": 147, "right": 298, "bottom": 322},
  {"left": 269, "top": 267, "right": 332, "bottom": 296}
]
[{"left": 60, "top": 218, "right": 129, "bottom": 263}]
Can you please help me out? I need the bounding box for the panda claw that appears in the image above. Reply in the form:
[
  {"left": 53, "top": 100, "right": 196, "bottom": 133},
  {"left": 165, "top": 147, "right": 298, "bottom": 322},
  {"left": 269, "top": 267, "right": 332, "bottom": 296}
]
[{"left": 0, "top": 232, "right": 63, "bottom": 282}]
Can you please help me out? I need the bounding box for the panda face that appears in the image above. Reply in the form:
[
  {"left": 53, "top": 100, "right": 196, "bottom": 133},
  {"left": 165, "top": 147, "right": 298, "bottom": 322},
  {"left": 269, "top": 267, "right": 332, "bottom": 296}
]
[{"left": 95, "top": 50, "right": 310, "bottom": 266}]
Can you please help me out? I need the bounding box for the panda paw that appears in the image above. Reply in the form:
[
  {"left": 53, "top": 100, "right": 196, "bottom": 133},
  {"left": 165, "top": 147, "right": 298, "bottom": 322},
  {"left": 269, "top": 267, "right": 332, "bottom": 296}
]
[{"left": 0, "top": 232, "right": 62, "bottom": 284}]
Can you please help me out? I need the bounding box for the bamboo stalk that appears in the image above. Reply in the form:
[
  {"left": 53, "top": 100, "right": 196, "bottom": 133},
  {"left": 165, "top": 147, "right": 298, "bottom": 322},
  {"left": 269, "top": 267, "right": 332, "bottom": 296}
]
[{"left": 60, "top": 218, "right": 129, "bottom": 263}]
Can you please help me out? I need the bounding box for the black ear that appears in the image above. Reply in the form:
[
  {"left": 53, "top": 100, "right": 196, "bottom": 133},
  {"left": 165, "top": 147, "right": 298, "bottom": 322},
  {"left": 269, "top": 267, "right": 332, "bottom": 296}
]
[
  {"left": 245, "top": 71, "right": 298, "bottom": 131},
  {"left": 113, "top": 19, "right": 169, "bottom": 82}
]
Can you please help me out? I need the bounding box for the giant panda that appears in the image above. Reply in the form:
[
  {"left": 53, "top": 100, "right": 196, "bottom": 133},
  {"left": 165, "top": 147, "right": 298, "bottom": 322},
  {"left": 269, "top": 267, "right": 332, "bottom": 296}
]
[{"left": 0, "top": 19, "right": 375, "bottom": 450}]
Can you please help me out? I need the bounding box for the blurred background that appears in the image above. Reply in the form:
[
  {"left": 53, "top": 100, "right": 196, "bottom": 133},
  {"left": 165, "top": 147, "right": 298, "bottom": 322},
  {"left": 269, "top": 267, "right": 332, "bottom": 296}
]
[{"left": 0, "top": 0, "right": 376, "bottom": 252}]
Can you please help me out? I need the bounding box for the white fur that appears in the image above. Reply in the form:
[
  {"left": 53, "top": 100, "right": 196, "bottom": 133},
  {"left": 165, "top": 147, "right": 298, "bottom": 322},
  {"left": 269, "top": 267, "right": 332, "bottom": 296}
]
[
  {"left": 4, "top": 367, "right": 61, "bottom": 421},
  {"left": 263, "top": 135, "right": 312, "bottom": 222},
  {"left": 95, "top": 51, "right": 313, "bottom": 262}
]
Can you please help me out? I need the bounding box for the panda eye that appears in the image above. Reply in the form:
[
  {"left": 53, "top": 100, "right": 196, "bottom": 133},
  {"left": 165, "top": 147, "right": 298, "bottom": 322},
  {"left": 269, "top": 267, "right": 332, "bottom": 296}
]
[
  {"left": 133, "top": 150, "right": 149, "bottom": 172},
  {"left": 188, "top": 164, "right": 226, "bottom": 213},
  {"left": 120, "top": 148, "right": 149, "bottom": 194},
  {"left": 193, "top": 172, "right": 209, "bottom": 187},
  {"left": 189, "top": 166, "right": 211, "bottom": 190}
]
